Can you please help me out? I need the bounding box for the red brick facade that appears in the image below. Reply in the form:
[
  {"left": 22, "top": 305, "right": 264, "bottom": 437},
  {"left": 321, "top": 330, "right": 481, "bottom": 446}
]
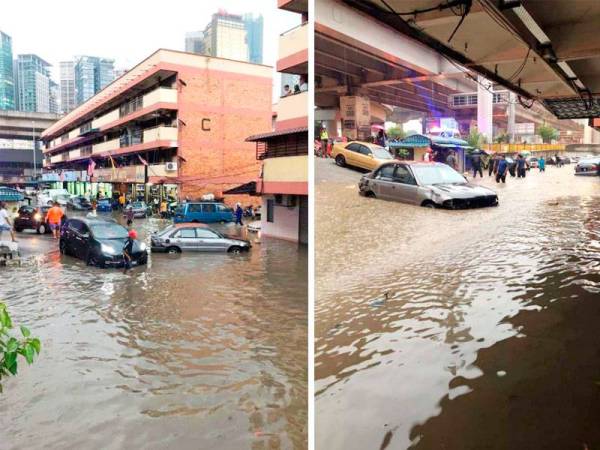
[{"left": 176, "top": 67, "right": 272, "bottom": 207}]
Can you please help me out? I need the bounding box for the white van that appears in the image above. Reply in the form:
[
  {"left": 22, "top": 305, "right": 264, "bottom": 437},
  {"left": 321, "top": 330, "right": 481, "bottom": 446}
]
[{"left": 37, "top": 189, "right": 72, "bottom": 206}]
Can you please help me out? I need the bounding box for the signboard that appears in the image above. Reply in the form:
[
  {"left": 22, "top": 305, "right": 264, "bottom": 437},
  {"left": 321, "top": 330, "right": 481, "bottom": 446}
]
[
  {"left": 340, "top": 96, "right": 371, "bottom": 140},
  {"left": 41, "top": 171, "right": 88, "bottom": 182},
  {"left": 514, "top": 122, "right": 535, "bottom": 134},
  {"left": 93, "top": 166, "right": 145, "bottom": 183}
]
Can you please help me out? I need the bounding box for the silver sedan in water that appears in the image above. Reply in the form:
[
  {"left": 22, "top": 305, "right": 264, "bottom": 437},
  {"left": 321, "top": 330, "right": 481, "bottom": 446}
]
[
  {"left": 150, "top": 223, "right": 251, "bottom": 253},
  {"left": 359, "top": 161, "right": 499, "bottom": 209}
]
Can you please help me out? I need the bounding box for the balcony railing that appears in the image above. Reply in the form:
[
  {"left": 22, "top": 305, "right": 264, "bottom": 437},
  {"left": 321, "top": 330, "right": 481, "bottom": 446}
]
[
  {"left": 119, "top": 95, "right": 143, "bottom": 118},
  {"left": 278, "top": 21, "right": 308, "bottom": 71}
]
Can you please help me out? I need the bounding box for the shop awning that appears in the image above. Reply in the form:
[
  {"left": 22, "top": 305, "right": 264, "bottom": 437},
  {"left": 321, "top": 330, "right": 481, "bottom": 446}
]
[
  {"left": 0, "top": 187, "right": 25, "bottom": 202},
  {"left": 390, "top": 133, "right": 470, "bottom": 149},
  {"left": 223, "top": 181, "right": 258, "bottom": 195}
]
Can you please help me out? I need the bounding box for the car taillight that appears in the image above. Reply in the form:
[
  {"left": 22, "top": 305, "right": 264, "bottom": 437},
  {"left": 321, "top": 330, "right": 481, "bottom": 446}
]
[{"left": 592, "top": 165, "right": 598, "bottom": 171}]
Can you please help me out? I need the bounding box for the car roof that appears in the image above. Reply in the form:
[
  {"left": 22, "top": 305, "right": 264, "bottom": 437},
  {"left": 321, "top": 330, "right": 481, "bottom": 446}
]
[
  {"left": 173, "top": 223, "right": 213, "bottom": 229},
  {"left": 69, "top": 217, "right": 120, "bottom": 226},
  {"left": 378, "top": 160, "right": 445, "bottom": 167},
  {"left": 345, "top": 141, "right": 385, "bottom": 149}
]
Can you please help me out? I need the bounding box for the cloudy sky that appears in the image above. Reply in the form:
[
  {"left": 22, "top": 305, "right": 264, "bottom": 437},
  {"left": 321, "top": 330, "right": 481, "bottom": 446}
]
[{"left": 2, "top": 0, "right": 300, "bottom": 100}]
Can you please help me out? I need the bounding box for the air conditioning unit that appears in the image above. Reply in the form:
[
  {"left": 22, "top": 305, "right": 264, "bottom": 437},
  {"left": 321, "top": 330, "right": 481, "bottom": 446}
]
[
  {"left": 165, "top": 162, "right": 177, "bottom": 172},
  {"left": 274, "top": 194, "right": 297, "bottom": 208}
]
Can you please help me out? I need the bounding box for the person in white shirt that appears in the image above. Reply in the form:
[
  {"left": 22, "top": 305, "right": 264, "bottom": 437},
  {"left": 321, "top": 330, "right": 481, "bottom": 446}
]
[
  {"left": 0, "top": 202, "right": 16, "bottom": 242},
  {"left": 299, "top": 75, "right": 308, "bottom": 92}
]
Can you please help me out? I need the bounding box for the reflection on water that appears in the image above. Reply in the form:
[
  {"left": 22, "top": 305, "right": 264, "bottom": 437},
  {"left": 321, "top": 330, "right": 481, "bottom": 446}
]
[
  {"left": 1, "top": 219, "right": 307, "bottom": 450},
  {"left": 316, "top": 162, "right": 599, "bottom": 450}
]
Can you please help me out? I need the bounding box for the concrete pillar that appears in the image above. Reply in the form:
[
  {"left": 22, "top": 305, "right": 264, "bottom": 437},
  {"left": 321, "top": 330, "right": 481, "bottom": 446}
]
[
  {"left": 507, "top": 92, "right": 516, "bottom": 143},
  {"left": 477, "top": 76, "right": 493, "bottom": 143}
]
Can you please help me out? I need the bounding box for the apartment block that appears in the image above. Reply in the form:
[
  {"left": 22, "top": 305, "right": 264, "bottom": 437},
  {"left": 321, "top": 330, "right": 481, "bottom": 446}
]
[{"left": 41, "top": 49, "right": 272, "bottom": 206}]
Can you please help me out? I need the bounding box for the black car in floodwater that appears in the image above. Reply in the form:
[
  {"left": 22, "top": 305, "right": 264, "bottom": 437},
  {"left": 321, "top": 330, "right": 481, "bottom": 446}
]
[
  {"left": 59, "top": 217, "right": 148, "bottom": 268},
  {"left": 14, "top": 205, "right": 53, "bottom": 234},
  {"left": 67, "top": 196, "right": 92, "bottom": 211}
]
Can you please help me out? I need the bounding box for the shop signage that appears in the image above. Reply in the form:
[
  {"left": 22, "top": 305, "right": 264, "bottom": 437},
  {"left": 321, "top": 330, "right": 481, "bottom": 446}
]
[
  {"left": 41, "top": 171, "right": 88, "bottom": 182},
  {"left": 93, "top": 166, "right": 145, "bottom": 183},
  {"left": 514, "top": 122, "right": 535, "bottom": 134}
]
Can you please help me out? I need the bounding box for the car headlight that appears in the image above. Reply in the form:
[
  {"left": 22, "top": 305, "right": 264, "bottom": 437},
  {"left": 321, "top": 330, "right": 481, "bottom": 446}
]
[
  {"left": 100, "top": 243, "right": 117, "bottom": 255},
  {"left": 139, "top": 242, "right": 147, "bottom": 251},
  {"left": 33, "top": 213, "right": 42, "bottom": 221}
]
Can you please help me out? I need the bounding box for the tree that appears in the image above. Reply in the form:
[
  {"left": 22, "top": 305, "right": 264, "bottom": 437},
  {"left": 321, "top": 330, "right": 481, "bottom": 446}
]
[
  {"left": 466, "top": 128, "right": 487, "bottom": 149},
  {"left": 0, "top": 302, "right": 41, "bottom": 393},
  {"left": 386, "top": 126, "right": 406, "bottom": 141},
  {"left": 494, "top": 133, "right": 510, "bottom": 143},
  {"left": 537, "top": 123, "right": 559, "bottom": 143}
]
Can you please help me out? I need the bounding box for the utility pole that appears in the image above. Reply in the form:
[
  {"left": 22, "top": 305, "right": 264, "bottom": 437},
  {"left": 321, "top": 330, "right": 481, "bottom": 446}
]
[{"left": 32, "top": 121, "right": 37, "bottom": 183}]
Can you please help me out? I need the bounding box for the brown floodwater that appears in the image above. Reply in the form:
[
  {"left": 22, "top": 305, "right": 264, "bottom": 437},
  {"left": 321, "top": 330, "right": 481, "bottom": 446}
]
[
  {"left": 315, "top": 159, "right": 599, "bottom": 450},
  {"left": 0, "top": 217, "right": 307, "bottom": 450}
]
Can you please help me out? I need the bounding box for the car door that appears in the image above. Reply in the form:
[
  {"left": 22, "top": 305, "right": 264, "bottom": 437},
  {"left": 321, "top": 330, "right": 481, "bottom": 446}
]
[
  {"left": 171, "top": 228, "right": 198, "bottom": 251},
  {"left": 196, "top": 228, "right": 226, "bottom": 251},
  {"left": 392, "top": 165, "right": 420, "bottom": 204},
  {"left": 371, "top": 164, "right": 397, "bottom": 200},
  {"left": 18, "top": 206, "right": 34, "bottom": 228},
  {"left": 356, "top": 145, "right": 374, "bottom": 170},
  {"left": 67, "top": 220, "right": 86, "bottom": 257},
  {"left": 201, "top": 203, "right": 217, "bottom": 223},
  {"left": 344, "top": 143, "right": 361, "bottom": 166}
]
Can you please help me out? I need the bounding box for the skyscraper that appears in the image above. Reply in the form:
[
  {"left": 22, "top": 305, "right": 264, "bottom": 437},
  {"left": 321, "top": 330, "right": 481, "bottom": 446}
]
[
  {"left": 14, "top": 54, "right": 52, "bottom": 113},
  {"left": 74, "top": 56, "right": 115, "bottom": 105},
  {"left": 202, "top": 11, "right": 249, "bottom": 62},
  {"left": 49, "top": 80, "right": 59, "bottom": 114},
  {"left": 244, "top": 14, "right": 263, "bottom": 64},
  {"left": 59, "top": 61, "right": 75, "bottom": 113},
  {"left": 0, "top": 31, "right": 15, "bottom": 110},
  {"left": 185, "top": 31, "right": 204, "bottom": 54}
]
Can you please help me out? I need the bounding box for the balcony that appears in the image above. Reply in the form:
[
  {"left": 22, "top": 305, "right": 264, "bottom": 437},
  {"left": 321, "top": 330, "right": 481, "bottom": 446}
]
[
  {"left": 143, "top": 87, "right": 177, "bottom": 108},
  {"left": 275, "top": 91, "right": 308, "bottom": 130},
  {"left": 93, "top": 138, "right": 120, "bottom": 155},
  {"left": 261, "top": 155, "right": 308, "bottom": 195},
  {"left": 278, "top": 22, "right": 308, "bottom": 74},
  {"left": 92, "top": 109, "right": 119, "bottom": 129},
  {"left": 143, "top": 126, "right": 178, "bottom": 143}
]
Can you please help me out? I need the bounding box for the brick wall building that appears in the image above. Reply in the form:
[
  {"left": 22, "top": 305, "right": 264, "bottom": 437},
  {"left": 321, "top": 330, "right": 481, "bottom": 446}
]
[{"left": 41, "top": 49, "right": 272, "bottom": 207}]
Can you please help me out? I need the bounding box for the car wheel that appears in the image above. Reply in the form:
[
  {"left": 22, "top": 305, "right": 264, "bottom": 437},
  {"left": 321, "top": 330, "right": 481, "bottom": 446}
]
[
  {"left": 335, "top": 155, "right": 346, "bottom": 167},
  {"left": 228, "top": 246, "right": 242, "bottom": 254},
  {"left": 166, "top": 246, "right": 181, "bottom": 254},
  {"left": 422, "top": 201, "right": 437, "bottom": 209},
  {"left": 59, "top": 239, "right": 68, "bottom": 255},
  {"left": 37, "top": 224, "right": 46, "bottom": 234}
]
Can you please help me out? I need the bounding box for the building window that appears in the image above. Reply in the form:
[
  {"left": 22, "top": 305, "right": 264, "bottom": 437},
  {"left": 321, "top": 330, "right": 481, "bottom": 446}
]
[{"left": 267, "top": 199, "right": 274, "bottom": 223}]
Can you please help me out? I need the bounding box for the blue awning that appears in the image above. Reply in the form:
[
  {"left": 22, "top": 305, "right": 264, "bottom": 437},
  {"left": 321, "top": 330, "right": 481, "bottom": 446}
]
[{"left": 0, "top": 187, "right": 25, "bottom": 202}]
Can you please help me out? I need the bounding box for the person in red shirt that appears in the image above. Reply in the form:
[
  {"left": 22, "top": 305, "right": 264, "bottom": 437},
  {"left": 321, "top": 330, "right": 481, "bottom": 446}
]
[{"left": 45, "top": 202, "right": 64, "bottom": 240}]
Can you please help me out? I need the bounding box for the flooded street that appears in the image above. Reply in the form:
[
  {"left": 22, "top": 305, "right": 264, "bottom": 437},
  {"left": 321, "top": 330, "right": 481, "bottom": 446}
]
[
  {"left": 1, "top": 216, "right": 307, "bottom": 450},
  {"left": 315, "top": 158, "right": 600, "bottom": 450}
]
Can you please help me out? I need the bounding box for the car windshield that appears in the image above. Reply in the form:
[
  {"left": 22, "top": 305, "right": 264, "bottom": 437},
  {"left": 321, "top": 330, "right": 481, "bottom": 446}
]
[
  {"left": 90, "top": 223, "right": 129, "bottom": 239},
  {"left": 371, "top": 146, "right": 393, "bottom": 159},
  {"left": 412, "top": 164, "right": 467, "bottom": 185},
  {"left": 132, "top": 202, "right": 144, "bottom": 208}
]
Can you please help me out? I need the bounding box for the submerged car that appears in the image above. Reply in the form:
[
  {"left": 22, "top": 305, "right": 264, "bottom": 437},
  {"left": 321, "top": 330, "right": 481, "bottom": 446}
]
[
  {"left": 67, "top": 196, "right": 92, "bottom": 211},
  {"left": 574, "top": 157, "right": 600, "bottom": 176},
  {"left": 96, "top": 199, "right": 113, "bottom": 212},
  {"left": 13, "top": 205, "right": 54, "bottom": 234},
  {"left": 37, "top": 188, "right": 72, "bottom": 206},
  {"left": 59, "top": 217, "right": 148, "bottom": 268},
  {"left": 125, "top": 201, "right": 152, "bottom": 218},
  {"left": 359, "top": 161, "right": 499, "bottom": 209},
  {"left": 332, "top": 141, "right": 394, "bottom": 171},
  {"left": 150, "top": 223, "right": 251, "bottom": 254}
]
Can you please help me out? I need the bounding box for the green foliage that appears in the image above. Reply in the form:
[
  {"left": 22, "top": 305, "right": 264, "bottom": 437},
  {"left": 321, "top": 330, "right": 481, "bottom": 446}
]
[
  {"left": 494, "top": 133, "right": 510, "bottom": 143},
  {"left": 0, "top": 302, "right": 41, "bottom": 393},
  {"left": 466, "top": 128, "right": 487, "bottom": 148},
  {"left": 537, "top": 123, "right": 559, "bottom": 143},
  {"left": 387, "top": 127, "right": 406, "bottom": 140},
  {"left": 396, "top": 148, "right": 410, "bottom": 160}
]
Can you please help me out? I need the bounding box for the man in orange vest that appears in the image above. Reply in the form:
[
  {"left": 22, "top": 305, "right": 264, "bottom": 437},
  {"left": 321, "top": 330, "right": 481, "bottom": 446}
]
[{"left": 45, "top": 201, "right": 64, "bottom": 240}]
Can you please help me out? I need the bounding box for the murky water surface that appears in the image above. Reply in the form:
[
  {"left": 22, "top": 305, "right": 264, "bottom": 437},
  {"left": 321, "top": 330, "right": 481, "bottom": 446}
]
[
  {"left": 316, "top": 159, "right": 599, "bottom": 450},
  {"left": 1, "top": 217, "right": 307, "bottom": 450}
]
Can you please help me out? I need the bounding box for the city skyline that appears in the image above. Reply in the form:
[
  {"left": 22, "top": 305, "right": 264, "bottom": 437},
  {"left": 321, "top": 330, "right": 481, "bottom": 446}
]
[{"left": 2, "top": 0, "right": 299, "bottom": 101}]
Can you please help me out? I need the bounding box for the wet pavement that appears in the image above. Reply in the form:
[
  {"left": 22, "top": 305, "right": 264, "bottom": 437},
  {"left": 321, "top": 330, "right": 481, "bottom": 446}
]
[
  {"left": 315, "top": 157, "right": 600, "bottom": 450},
  {"left": 0, "top": 213, "right": 307, "bottom": 450}
]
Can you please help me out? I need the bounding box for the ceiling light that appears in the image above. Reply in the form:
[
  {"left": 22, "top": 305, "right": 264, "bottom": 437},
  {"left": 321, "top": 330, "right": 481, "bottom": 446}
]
[
  {"left": 557, "top": 61, "right": 577, "bottom": 79},
  {"left": 513, "top": 5, "right": 550, "bottom": 44}
]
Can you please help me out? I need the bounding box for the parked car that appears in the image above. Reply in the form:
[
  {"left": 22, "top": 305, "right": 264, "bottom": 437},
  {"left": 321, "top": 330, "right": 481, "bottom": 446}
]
[
  {"left": 96, "top": 198, "right": 113, "bottom": 212},
  {"left": 150, "top": 223, "right": 251, "bottom": 254},
  {"left": 125, "top": 201, "right": 152, "bottom": 218},
  {"left": 332, "top": 141, "right": 394, "bottom": 171},
  {"left": 571, "top": 156, "right": 581, "bottom": 163},
  {"left": 359, "top": 161, "right": 499, "bottom": 209},
  {"left": 574, "top": 157, "right": 600, "bottom": 176},
  {"left": 59, "top": 217, "right": 148, "bottom": 268},
  {"left": 13, "top": 205, "right": 55, "bottom": 234},
  {"left": 37, "top": 188, "right": 72, "bottom": 206},
  {"left": 527, "top": 157, "right": 539, "bottom": 168},
  {"left": 173, "top": 202, "right": 234, "bottom": 223},
  {"left": 67, "top": 196, "right": 92, "bottom": 211}
]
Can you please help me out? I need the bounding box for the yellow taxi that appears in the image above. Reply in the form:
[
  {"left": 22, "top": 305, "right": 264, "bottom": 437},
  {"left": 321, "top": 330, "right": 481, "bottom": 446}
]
[{"left": 331, "top": 141, "right": 394, "bottom": 171}]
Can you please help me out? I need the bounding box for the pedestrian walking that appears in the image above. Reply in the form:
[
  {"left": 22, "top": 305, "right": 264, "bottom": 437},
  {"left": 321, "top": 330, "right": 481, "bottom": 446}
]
[
  {"left": 496, "top": 155, "right": 508, "bottom": 183},
  {"left": 555, "top": 153, "right": 562, "bottom": 167},
  {"left": 45, "top": 201, "right": 64, "bottom": 240},
  {"left": 471, "top": 151, "right": 483, "bottom": 178},
  {"left": 118, "top": 193, "right": 126, "bottom": 210},
  {"left": 320, "top": 127, "right": 329, "bottom": 157},
  {"left": 0, "top": 201, "right": 16, "bottom": 242},
  {"left": 539, "top": 156, "right": 546, "bottom": 172},
  {"left": 160, "top": 200, "right": 168, "bottom": 218},
  {"left": 235, "top": 203, "right": 244, "bottom": 226},
  {"left": 125, "top": 206, "right": 134, "bottom": 227},
  {"left": 488, "top": 154, "right": 497, "bottom": 176},
  {"left": 516, "top": 154, "right": 528, "bottom": 178},
  {"left": 445, "top": 150, "right": 457, "bottom": 170},
  {"left": 123, "top": 229, "right": 137, "bottom": 274}
]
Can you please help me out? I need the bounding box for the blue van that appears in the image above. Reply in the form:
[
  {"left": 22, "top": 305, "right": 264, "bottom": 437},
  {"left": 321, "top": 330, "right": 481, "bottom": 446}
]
[{"left": 173, "top": 202, "right": 234, "bottom": 224}]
